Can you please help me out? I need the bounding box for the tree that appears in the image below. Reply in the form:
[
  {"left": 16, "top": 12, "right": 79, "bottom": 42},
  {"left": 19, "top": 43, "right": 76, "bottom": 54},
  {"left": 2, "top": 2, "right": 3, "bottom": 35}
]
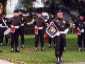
[
  {"left": 20, "top": 0, "right": 32, "bottom": 9},
  {"left": 0, "top": 0, "right": 7, "bottom": 14}
]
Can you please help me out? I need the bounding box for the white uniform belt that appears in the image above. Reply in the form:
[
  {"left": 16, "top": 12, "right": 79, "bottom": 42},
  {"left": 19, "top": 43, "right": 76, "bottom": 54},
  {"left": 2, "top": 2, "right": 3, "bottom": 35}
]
[
  {"left": 0, "top": 24, "right": 7, "bottom": 28},
  {"left": 14, "top": 26, "right": 19, "bottom": 29},
  {"left": 38, "top": 27, "right": 43, "bottom": 29},
  {"left": 35, "top": 26, "right": 43, "bottom": 30}
]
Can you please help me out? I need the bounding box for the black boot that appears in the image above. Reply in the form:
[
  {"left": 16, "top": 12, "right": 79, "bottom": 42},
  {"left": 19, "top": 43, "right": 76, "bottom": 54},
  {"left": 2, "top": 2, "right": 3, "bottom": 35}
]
[
  {"left": 56, "top": 57, "right": 60, "bottom": 64},
  {"left": 56, "top": 57, "right": 63, "bottom": 64}
]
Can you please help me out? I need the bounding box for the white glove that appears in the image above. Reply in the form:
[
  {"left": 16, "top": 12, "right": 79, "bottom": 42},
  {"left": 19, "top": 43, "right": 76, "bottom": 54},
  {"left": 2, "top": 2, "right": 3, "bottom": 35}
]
[
  {"left": 60, "top": 28, "right": 69, "bottom": 34},
  {"left": 21, "top": 24, "right": 24, "bottom": 26},
  {"left": 0, "top": 24, "right": 8, "bottom": 28},
  {"left": 64, "top": 28, "right": 69, "bottom": 34},
  {"left": 4, "top": 28, "right": 11, "bottom": 35},
  {"left": 60, "top": 31, "right": 65, "bottom": 34},
  {"left": 15, "top": 26, "right": 19, "bottom": 29},
  {"left": 11, "top": 25, "right": 14, "bottom": 28},
  {"left": 0, "top": 24, "right": 2, "bottom": 27},
  {"left": 11, "top": 25, "right": 19, "bottom": 29},
  {"left": 56, "top": 32, "right": 60, "bottom": 36},
  {"left": 81, "top": 29, "right": 84, "bottom": 33}
]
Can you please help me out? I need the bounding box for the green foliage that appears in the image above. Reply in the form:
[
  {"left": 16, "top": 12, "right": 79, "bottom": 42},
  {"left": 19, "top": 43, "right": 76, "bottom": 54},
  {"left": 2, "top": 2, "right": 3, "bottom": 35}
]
[{"left": 21, "top": 0, "right": 32, "bottom": 8}]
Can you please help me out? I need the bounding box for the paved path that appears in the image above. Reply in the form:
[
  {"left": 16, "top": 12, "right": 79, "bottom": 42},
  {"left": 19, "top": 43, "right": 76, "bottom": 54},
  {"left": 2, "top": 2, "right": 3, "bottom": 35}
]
[
  {"left": 0, "top": 59, "right": 85, "bottom": 64},
  {"left": 0, "top": 59, "right": 13, "bottom": 64},
  {"left": 65, "top": 62, "right": 85, "bottom": 64}
]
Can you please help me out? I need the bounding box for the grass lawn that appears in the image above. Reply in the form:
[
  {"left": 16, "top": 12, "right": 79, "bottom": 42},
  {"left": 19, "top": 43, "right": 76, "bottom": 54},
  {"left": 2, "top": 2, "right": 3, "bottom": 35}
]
[{"left": 0, "top": 34, "right": 85, "bottom": 64}]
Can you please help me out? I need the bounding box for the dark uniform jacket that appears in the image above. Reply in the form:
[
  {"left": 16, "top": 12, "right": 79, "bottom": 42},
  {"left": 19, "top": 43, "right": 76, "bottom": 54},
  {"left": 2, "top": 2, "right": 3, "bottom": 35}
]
[
  {"left": 33, "top": 17, "right": 45, "bottom": 35},
  {"left": 75, "top": 19, "right": 85, "bottom": 34},
  {"left": 0, "top": 16, "right": 9, "bottom": 33},
  {"left": 34, "top": 17, "right": 45, "bottom": 27},
  {"left": 53, "top": 18, "right": 69, "bottom": 32},
  {"left": 10, "top": 16, "right": 22, "bottom": 26}
]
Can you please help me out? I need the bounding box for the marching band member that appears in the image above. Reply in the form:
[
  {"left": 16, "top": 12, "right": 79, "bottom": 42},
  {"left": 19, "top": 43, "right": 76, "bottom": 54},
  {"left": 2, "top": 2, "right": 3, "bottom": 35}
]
[
  {"left": 55, "top": 10, "right": 69, "bottom": 64},
  {"left": 27, "top": 9, "right": 46, "bottom": 51},
  {"left": 0, "top": 5, "right": 5, "bottom": 46},
  {"left": 75, "top": 15, "right": 85, "bottom": 51},
  {"left": 46, "top": 10, "right": 70, "bottom": 64},
  {"left": 10, "top": 10, "right": 22, "bottom": 52},
  {"left": 0, "top": 3, "right": 10, "bottom": 47},
  {"left": 18, "top": 9, "right": 25, "bottom": 48},
  {"left": 34, "top": 12, "right": 45, "bottom": 51}
]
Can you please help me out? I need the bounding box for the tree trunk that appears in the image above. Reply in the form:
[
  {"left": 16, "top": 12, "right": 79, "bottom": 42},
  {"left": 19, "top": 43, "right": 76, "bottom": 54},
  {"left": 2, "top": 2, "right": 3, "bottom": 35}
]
[{"left": 0, "top": 0, "right": 7, "bottom": 15}]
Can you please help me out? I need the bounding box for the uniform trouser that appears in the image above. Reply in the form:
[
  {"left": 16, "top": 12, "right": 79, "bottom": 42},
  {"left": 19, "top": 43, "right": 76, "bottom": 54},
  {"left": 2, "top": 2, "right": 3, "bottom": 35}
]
[
  {"left": 4, "top": 35, "right": 9, "bottom": 45},
  {"left": 55, "top": 35, "right": 66, "bottom": 58},
  {"left": 0, "top": 33, "right": 4, "bottom": 44},
  {"left": 11, "top": 29, "right": 19, "bottom": 50},
  {"left": 0, "top": 28, "right": 5, "bottom": 44},
  {"left": 35, "top": 30, "right": 44, "bottom": 48},
  {"left": 19, "top": 27, "right": 24, "bottom": 45},
  {"left": 77, "top": 33, "right": 85, "bottom": 48},
  {"left": 48, "top": 36, "right": 55, "bottom": 46},
  {"left": 0, "top": 35, "right": 9, "bottom": 46}
]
